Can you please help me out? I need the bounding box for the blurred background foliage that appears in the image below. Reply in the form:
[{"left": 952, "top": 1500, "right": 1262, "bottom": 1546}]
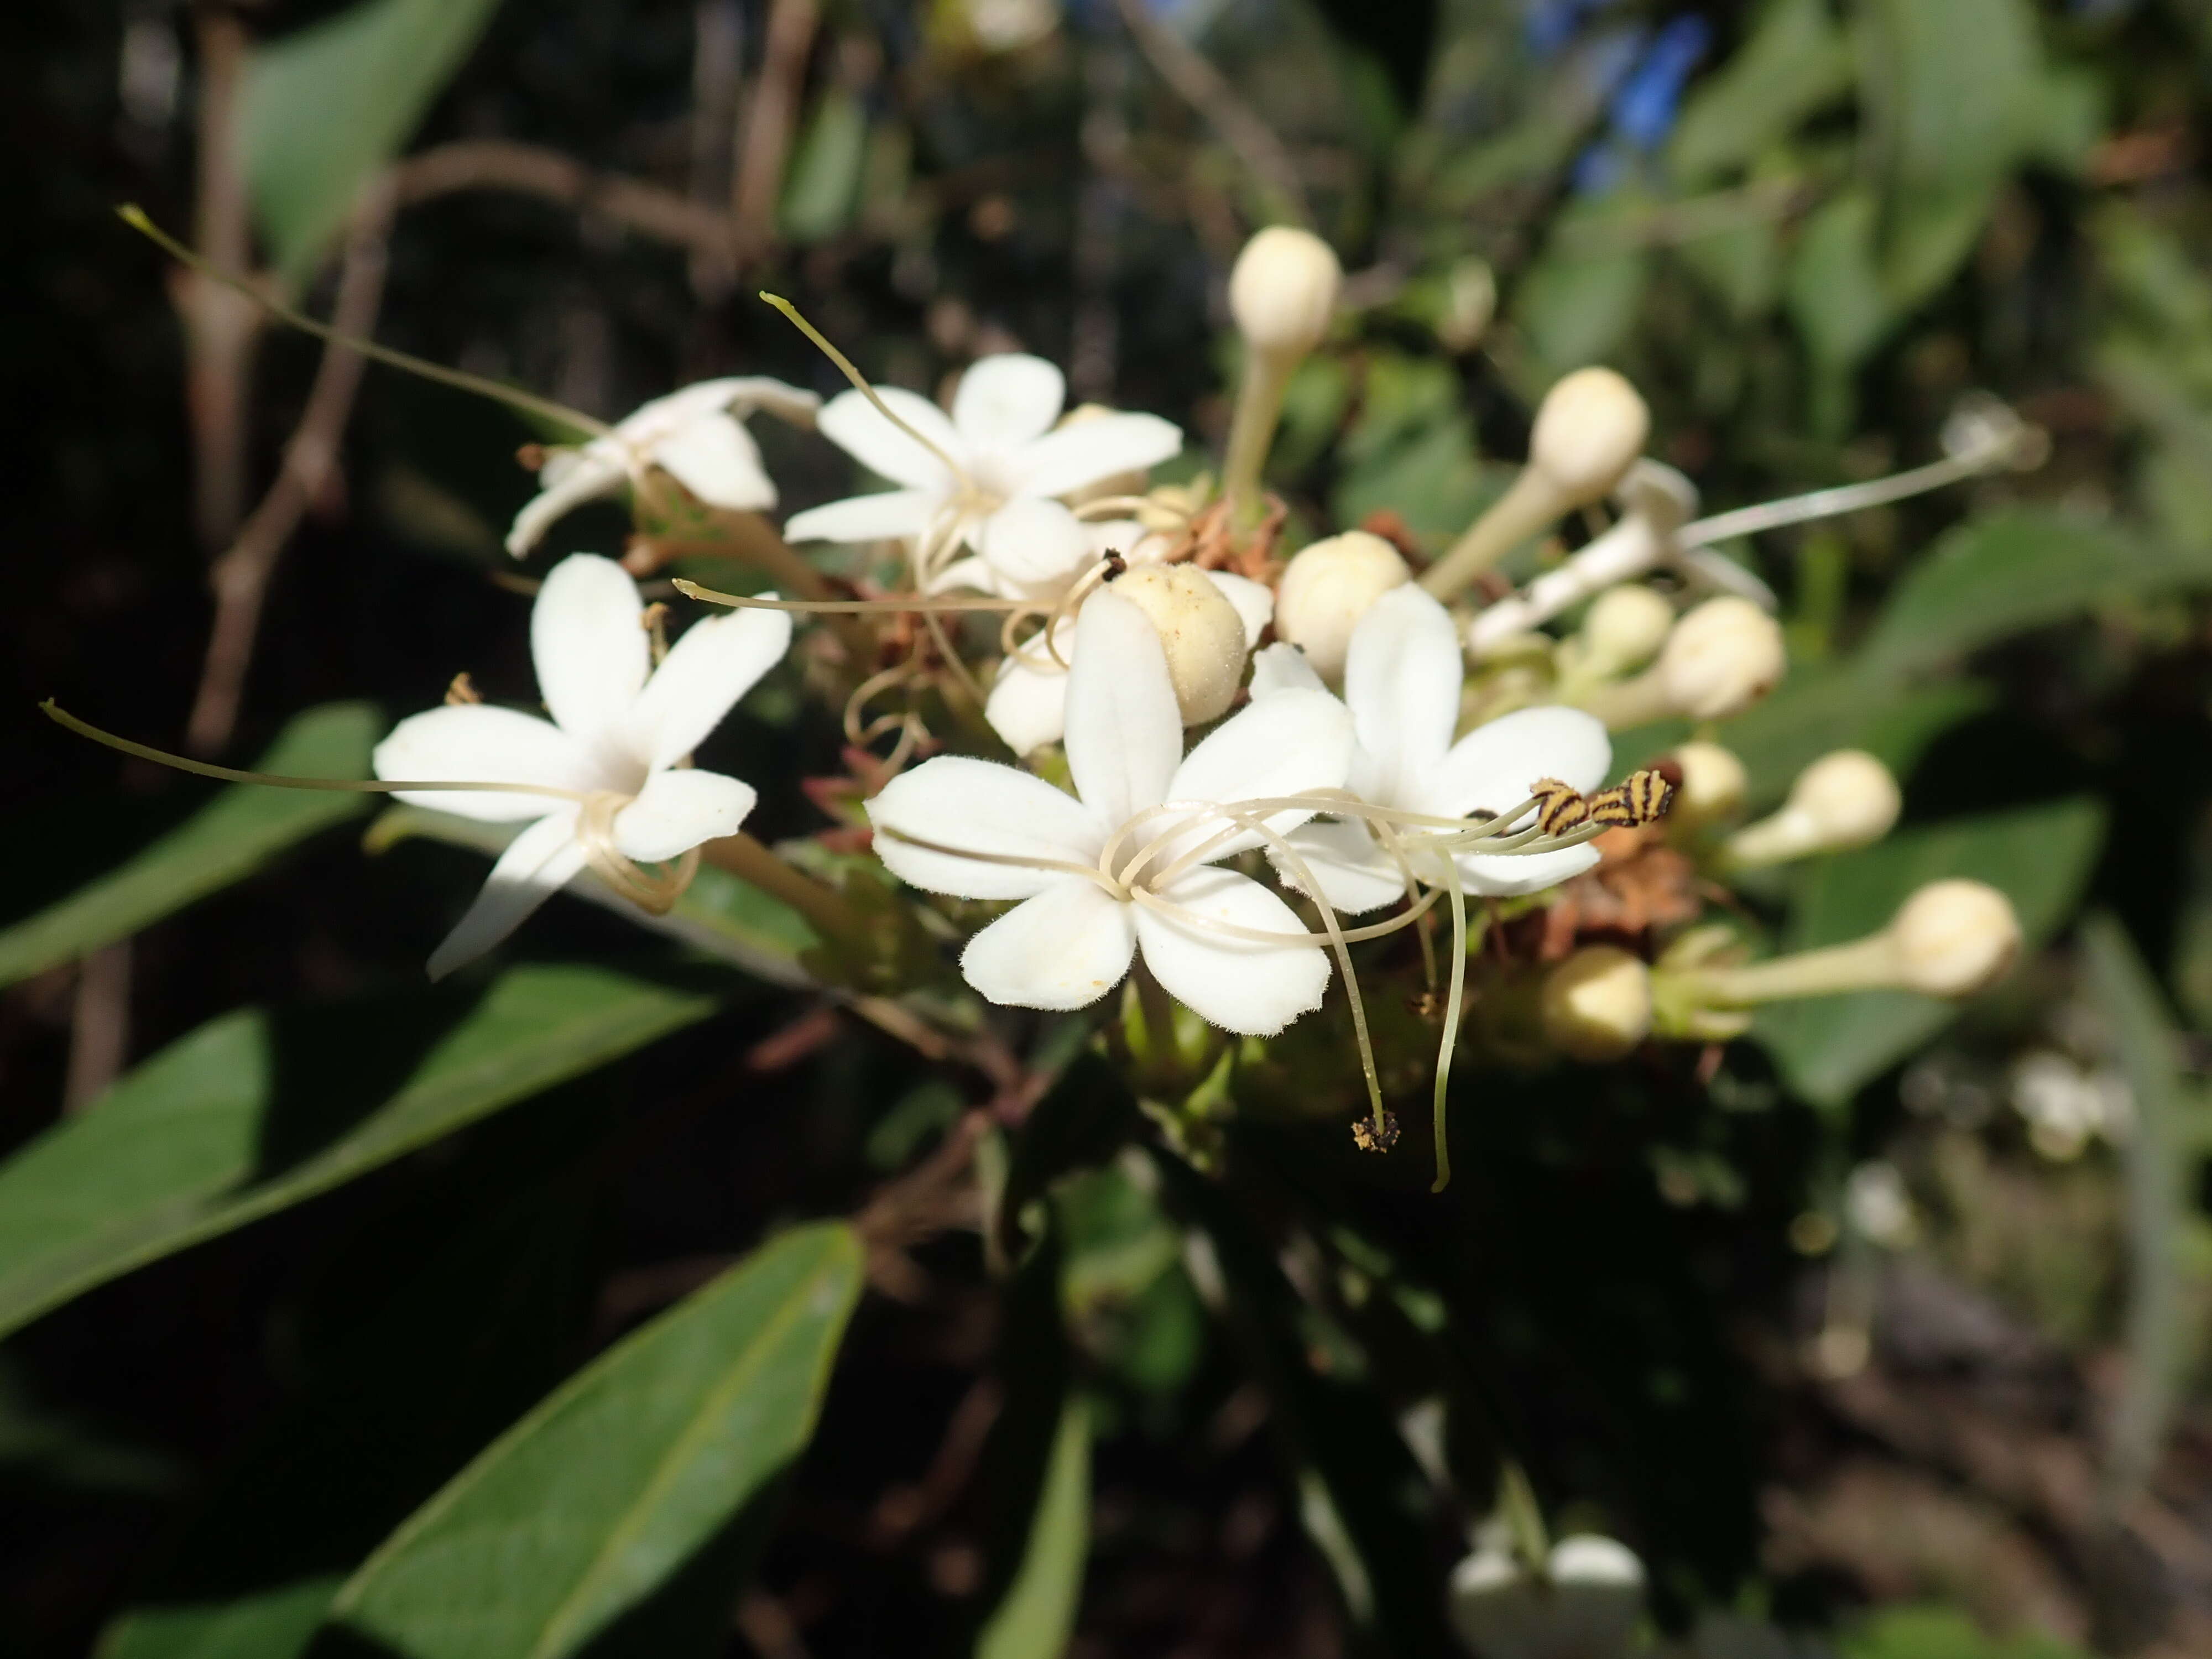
[{"left": 9, "top": 0, "right": 2212, "bottom": 1655}]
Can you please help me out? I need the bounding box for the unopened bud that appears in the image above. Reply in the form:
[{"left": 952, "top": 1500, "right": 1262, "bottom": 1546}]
[
  {"left": 1727, "top": 749, "right": 1900, "bottom": 867},
  {"left": 1228, "top": 226, "right": 1343, "bottom": 361},
  {"left": 1541, "top": 946, "right": 1652, "bottom": 1063},
  {"left": 1578, "top": 585, "right": 1673, "bottom": 677},
  {"left": 1110, "top": 564, "right": 1249, "bottom": 724},
  {"left": 1449, "top": 1535, "right": 1646, "bottom": 1659},
  {"left": 1530, "top": 367, "right": 1650, "bottom": 503},
  {"left": 1274, "top": 531, "right": 1411, "bottom": 681},
  {"left": 1891, "top": 879, "right": 2021, "bottom": 998},
  {"left": 1658, "top": 596, "right": 1786, "bottom": 722},
  {"left": 1668, "top": 742, "right": 1747, "bottom": 829}
]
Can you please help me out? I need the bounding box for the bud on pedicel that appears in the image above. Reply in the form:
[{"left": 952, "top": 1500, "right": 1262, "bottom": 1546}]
[
  {"left": 1110, "top": 564, "right": 1249, "bottom": 724},
  {"left": 1727, "top": 749, "right": 1900, "bottom": 867},
  {"left": 1228, "top": 226, "right": 1343, "bottom": 361},
  {"left": 1892, "top": 879, "right": 2021, "bottom": 998},
  {"left": 1668, "top": 741, "right": 1747, "bottom": 829},
  {"left": 1541, "top": 946, "right": 1653, "bottom": 1063},
  {"left": 1274, "top": 531, "right": 1411, "bottom": 681},
  {"left": 1529, "top": 367, "right": 1651, "bottom": 503},
  {"left": 1448, "top": 1535, "right": 1647, "bottom": 1659},
  {"left": 1658, "top": 596, "right": 1786, "bottom": 722},
  {"left": 1577, "top": 584, "right": 1674, "bottom": 677}
]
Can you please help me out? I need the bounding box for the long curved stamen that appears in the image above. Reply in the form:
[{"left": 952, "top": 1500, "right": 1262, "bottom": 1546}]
[
  {"left": 673, "top": 580, "right": 1030, "bottom": 617},
  {"left": 873, "top": 826, "right": 1125, "bottom": 898},
  {"left": 1430, "top": 855, "right": 1469, "bottom": 1193},
  {"left": 759, "top": 292, "right": 970, "bottom": 484},
  {"left": 1676, "top": 429, "right": 2028, "bottom": 549},
  {"left": 118, "top": 206, "right": 609, "bottom": 440},
  {"left": 41, "top": 702, "right": 592, "bottom": 804}
]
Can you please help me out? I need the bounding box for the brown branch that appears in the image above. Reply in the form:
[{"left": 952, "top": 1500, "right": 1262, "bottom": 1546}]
[
  {"left": 733, "top": 0, "right": 822, "bottom": 253},
  {"left": 390, "top": 139, "right": 740, "bottom": 258},
  {"left": 185, "top": 175, "right": 396, "bottom": 754},
  {"left": 181, "top": 8, "right": 260, "bottom": 554},
  {"left": 1112, "top": 0, "right": 1310, "bottom": 228},
  {"left": 61, "top": 942, "right": 133, "bottom": 1113}
]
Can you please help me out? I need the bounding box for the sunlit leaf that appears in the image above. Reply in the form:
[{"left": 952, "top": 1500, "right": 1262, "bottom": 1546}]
[
  {"left": 0, "top": 965, "right": 715, "bottom": 1340},
  {"left": 0, "top": 703, "right": 380, "bottom": 991},
  {"left": 781, "top": 88, "right": 868, "bottom": 245},
  {"left": 1667, "top": 0, "right": 1853, "bottom": 185},
  {"left": 322, "top": 1223, "right": 862, "bottom": 1659},
  {"left": 1753, "top": 800, "right": 2105, "bottom": 1106},
  {"left": 242, "top": 0, "right": 507, "bottom": 282}
]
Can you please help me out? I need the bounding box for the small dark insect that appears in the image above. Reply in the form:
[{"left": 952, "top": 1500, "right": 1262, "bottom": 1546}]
[
  {"left": 1527, "top": 769, "right": 1676, "bottom": 837},
  {"left": 1352, "top": 1110, "right": 1401, "bottom": 1154}
]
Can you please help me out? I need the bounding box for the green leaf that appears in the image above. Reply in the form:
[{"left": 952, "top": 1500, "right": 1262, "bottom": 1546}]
[
  {"left": 780, "top": 88, "right": 868, "bottom": 245},
  {"left": 1753, "top": 800, "right": 2105, "bottom": 1107},
  {"left": 1719, "top": 668, "right": 1995, "bottom": 810},
  {"left": 1859, "top": 508, "right": 2212, "bottom": 679},
  {"left": 975, "top": 1397, "right": 1092, "bottom": 1659},
  {"left": 0, "top": 964, "right": 714, "bottom": 1340},
  {"left": 2080, "top": 914, "right": 2187, "bottom": 1503},
  {"left": 1785, "top": 187, "right": 1888, "bottom": 433},
  {"left": 1667, "top": 0, "right": 1853, "bottom": 186},
  {"left": 322, "top": 1223, "right": 863, "bottom": 1659},
  {"left": 1511, "top": 200, "right": 1650, "bottom": 379},
  {"left": 241, "top": 0, "right": 507, "bottom": 283},
  {"left": 0, "top": 703, "right": 380, "bottom": 991},
  {"left": 1841, "top": 1603, "right": 2093, "bottom": 1659}
]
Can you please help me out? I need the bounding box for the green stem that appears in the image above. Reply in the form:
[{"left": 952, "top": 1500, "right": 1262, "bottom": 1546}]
[
  {"left": 701, "top": 831, "right": 868, "bottom": 952},
  {"left": 1418, "top": 467, "right": 1566, "bottom": 600},
  {"left": 1220, "top": 349, "right": 1292, "bottom": 529},
  {"left": 1680, "top": 932, "right": 1901, "bottom": 1006}
]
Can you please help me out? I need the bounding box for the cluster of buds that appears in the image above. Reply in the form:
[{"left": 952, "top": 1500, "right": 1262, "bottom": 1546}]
[{"left": 77, "top": 219, "right": 2046, "bottom": 1191}]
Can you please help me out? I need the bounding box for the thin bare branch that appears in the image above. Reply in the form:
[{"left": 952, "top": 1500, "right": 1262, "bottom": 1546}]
[{"left": 1113, "top": 0, "right": 1310, "bottom": 228}]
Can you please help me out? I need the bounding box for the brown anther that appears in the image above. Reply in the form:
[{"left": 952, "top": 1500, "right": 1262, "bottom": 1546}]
[
  {"left": 516, "top": 443, "right": 547, "bottom": 470},
  {"left": 444, "top": 672, "right": 482, "bottom": 706},
  {"left": 1351, "top": 1110, "right": 1400, "bottom": 1154},
  {"left": 1102, "top": 551, "right": 1128, "bottom": 580}
]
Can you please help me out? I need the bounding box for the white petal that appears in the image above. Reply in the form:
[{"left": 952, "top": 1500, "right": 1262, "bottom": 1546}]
[
  {"left": 627, "top": 604, "right": 793, "bottom": 769},
  {"left": 816, "top": 386, "right": 966, "bottom": 489},
  {"left": 984, "top": 648, "right": 1073, "bottom": 757},
  {"left": 977, "top": 498, "right": 1092, "bottom": 588},
  {"left": 952, "top": 354, "right": 1066, "bottom": 449},
  {"left": 531, "top": 554, "right": 650, "bottom": 747},
  {"left": 424, "top": 810, "right": 587, "bottom": 980},
  {"left": 1006, "top": 413, "right": 1183, "bottom": 499},
  {"left": 650, "top": 413, "right": 776, "bottom": 510},
  {"left": 613, "top": 768, "right": 757, "bottom": 862},
  {"left": 1455, "top": 843, "right": 1602, "bottom": 898},
  {"left": 1149, "top": 688, "right": 1354, "bottom": 869},
  {"left": 784, "top": 488, "right": 939, "bottom": 545},
  {"left": 1205, "top": 571, "right": 1275, "bottom": 647},
  {"left": 505, "top": 450, "right": 625, "bottom": 557},
  {"left": 1343, "top": 583, "right": 1461, "bottom": 811},
  {"left": 1062, "top": 590, "right": 1182, "bottom": 832},
  {"left": 635, "top": 375, "right": 817, "bottom": 430},
  {"left": 960, "top": 878, "right": 1136, "bottom": 1011},
  {"left": 1138, "top": 867, "right": 1331, "bottom": 1036},
  {"left": 373, "top": 705, "right": 604, "bottom": 822},
  {"left": 1266, "top": 817, "right": 1407, "bottom": 916},
  {"left": 1248, "top": 642, "right": 1327, "bottom": 698},
  {"left": 1428, "top": 705, "right": 1612, "bottom": 822},
  {"left": 867, "top": 756, "right": 1108, "bottom": 900}
]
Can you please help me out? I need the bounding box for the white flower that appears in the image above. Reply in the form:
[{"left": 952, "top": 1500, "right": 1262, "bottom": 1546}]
[
  {"left": 867, "top": 589, "right": 1353, "bottom": 1035},
  {"left": 782, "top": 354, "right": 1182, "bottom": 593},
  {"left": 373, "top": 554, "right": 791, "bottom": 978},
  {"left": 506, "top": 378, "right": 820, "bottom": 557},
  {"left": 983, "top": 556, "right": 1274, "bottom": 757},
  {"left": 1256, "top": 583, "right": 1611, "bottom": 912}
]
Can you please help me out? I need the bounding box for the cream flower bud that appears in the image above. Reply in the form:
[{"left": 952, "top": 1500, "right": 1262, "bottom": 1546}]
[
  {"left": 1109, "top": 565, "right": 1249, "bottom": 724},
  {"left": 1578, "top": 584, "right": 1674, "bottom": 677},
  {"left": 1892, "top": 879, "right": 2021, "bottom": 998},
  {"left": 1228, "top": 226, "right": 1343, "bottom": 360},
  {"left": 1668, "top": 742, "right": 1747, "bottom": 829},
  {"left": 1274, "top": 531, "right": 1412, "bottom": 681},
  {"left": 1658, "top": 596, "right": 1786, "bottom": 722},
  {"left": 1727, "top": 749, "right": 1900, "bottom": 866},
  {"left": 1529, "top": 367, "right": 1651, "bottom": 502},
  {"left": 1541, "top": 946, "right": 1653, "bottom": 1063}
]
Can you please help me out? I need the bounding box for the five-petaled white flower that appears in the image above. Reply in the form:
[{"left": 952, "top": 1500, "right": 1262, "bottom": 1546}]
[
  {"left": 1256, "top": 583, "right": 1612, "bottom": 912},
  {"left": 374, "top": 554, "right": 791, "bottom": 978},
  {"left": 983, "top": 523, "right": 1277, "bottom": 756},
  {"left": 868, "top": 590, "right": 1354, "bottom": 1035},
  {"left": 782, "top": 354, "right": 1181, "bottom": 593},
  {"left": 507, "top": 378, "right": 820, "bottom": 557}
]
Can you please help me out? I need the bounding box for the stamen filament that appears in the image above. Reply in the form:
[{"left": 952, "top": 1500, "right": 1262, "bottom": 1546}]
[{"left": 759, "top": 293, "right": 968, "bottom": 482}]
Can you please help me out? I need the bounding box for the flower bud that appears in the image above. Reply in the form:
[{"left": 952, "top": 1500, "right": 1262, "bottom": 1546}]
[
  {"left": 1891, "top": 879, "right": 2021, "bottom": 998},
  {"left": 1668, "top": 742, "right": 1747, "bottom": 829},
  {"left": 1110, "top": 564, "right": 1249, "bottom": 725},
  {"left": 1577, "top": 585, "right": 1673, "bottom": 677},
  {"left": 1228, "top": 226, "right": 1343, "bottom": 361},
  {"left": 1274, "top": 531, "right": 1411, "bottom": 681},
  {"left": 1528, "top": 367, "right": 1650, "bottom": 503},
  {"left": 1657, "top": 596, "right": 1786, "bottom": 722},
  {"left": 1541, "top": 946, "right": 1653, "bottom": 1063},
  {"left": 1449, "top": 1535, "right": 1646, "bottom": 1659},
  {"left": 1728, "top": 749, "right": 1899, "bottom": 866}
]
